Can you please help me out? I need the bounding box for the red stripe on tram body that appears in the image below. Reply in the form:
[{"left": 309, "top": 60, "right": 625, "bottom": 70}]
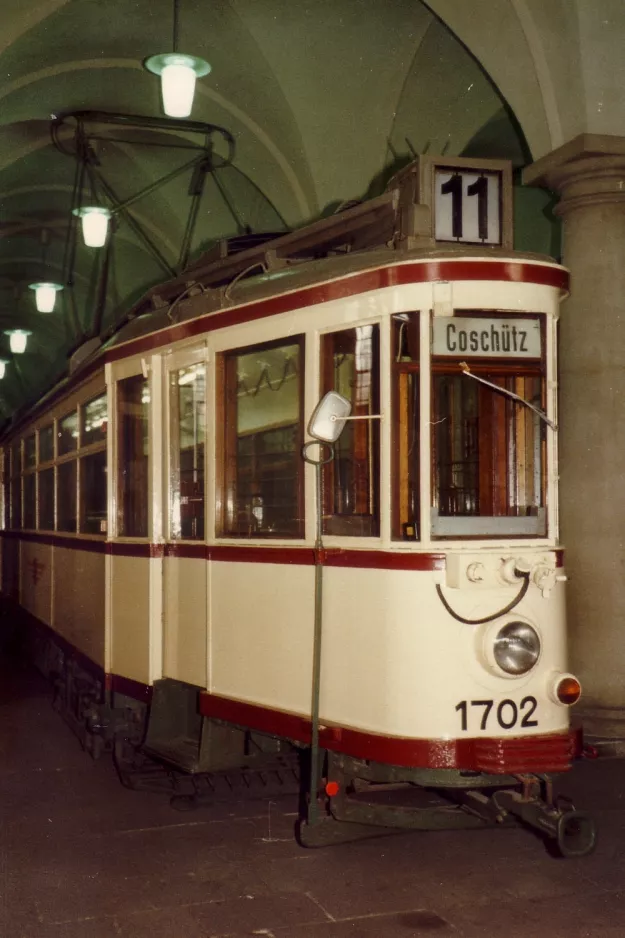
[
  {"left": 107, "top": 259, "right": 569, "bottom": 363},
  {"left": 199, "top": 693, "right": 575, "bottom": 774},
  {"left": 0, "top": 530, "right": 563, "bottom": 570}
]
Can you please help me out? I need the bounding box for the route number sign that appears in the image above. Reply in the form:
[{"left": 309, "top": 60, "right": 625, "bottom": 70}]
[
  {"left": 435, "top": 170, "right": 501, "bottom": 244},
  {"left": 417, "top": 155, "right": 512, "bottom": 250}
]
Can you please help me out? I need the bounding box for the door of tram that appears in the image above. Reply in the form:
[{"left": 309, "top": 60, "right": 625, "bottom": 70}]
[{"left": 161, "top": 347, "right": 208, "bottom": 691}]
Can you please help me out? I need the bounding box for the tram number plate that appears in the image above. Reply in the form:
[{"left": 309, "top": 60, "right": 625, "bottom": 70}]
[{"left": 455, "top": 697, "right": 538, "bottom": 732}]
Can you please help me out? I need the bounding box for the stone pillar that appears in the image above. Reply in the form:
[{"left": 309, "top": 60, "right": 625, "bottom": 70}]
[{"left": 524, "top": 134, "right": 625, "bottom": 738}]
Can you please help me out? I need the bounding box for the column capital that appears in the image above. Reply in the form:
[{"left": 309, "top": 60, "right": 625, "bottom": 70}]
[{"left": 523, "top": 134, "right": 625, "bottom": 216}]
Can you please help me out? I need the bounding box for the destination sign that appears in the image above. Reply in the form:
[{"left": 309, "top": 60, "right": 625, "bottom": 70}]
[{"left": 432, "top": 317, "right": 541, "bottom": 358}]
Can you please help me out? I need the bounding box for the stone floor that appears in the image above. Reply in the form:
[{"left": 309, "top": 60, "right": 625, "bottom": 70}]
[{"left": 2, "top": 654, "right": 625, "bottom": 937}]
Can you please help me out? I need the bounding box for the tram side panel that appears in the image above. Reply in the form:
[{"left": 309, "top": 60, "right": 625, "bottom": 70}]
[
  {"left": 110, "top": 552, "right": 150, "bottom": 685},
  {"left": 20, "top": 538, "right": 52, "bottom": 629},
  {"left": 1, "top": 534, "right": 19, "bottom": 602},
  {"left": 163, "top": 554, "right": 207, "bottom": 689},
  {"left": 52, "top": 544, "right": 106, "bottom": 668},
  {"left": 209, "top": 559, "right": 314, "bottom": 713}
]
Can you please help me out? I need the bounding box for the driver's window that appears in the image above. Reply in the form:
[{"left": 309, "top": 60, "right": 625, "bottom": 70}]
[{"left": 430, "top": 312, "right": 546, "bottom": 537}]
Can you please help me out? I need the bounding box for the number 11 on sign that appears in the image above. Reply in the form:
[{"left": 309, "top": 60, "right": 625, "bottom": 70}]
[{"left": 435, "top": 170, "right": 501, "bottom": 244}]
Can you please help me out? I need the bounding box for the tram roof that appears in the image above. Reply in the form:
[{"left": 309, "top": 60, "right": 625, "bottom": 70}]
[{"left": 0, "top": 188, "right": 565, "bottom": 440}]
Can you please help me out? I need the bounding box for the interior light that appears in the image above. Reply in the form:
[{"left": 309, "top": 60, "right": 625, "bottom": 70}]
[
  {"left": 29, "top": 282, "right": 63, "bottom": 313},
  {"left": 145, "top": 53, "right": 211, "bottom": 118},
  {"left": 178, "top": 365, "right": 202, "bottom": 385},
  {"left": 73, "top": 207, "right": 111, "bottom": 248},
  {"left": 5, "top": 330, "right": 31, "bottom": 354}
]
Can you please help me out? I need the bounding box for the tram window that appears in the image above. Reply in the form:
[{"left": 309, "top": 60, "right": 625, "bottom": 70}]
[
  {"left": 10, "top": 443, "right": 22, "bottom": 529},
  {"left": 39, "top": 424, "right": 54, "bottom": 463},
  {"left": 10, "top": 478, "right": 21, "bottom": 529},
  {"left": 38, "top": 467, "right": 54, "bottom": 530},
  {"left": 392, "top": 312, "right": 420, "bottom": 539},
  {"left": 23, "top": 473, "right": 36, "bottom": 529},
  {"left": 56, "top": 460, "right": 77, "bottom": 532},
  {"left": 320, "top": 325, "right": 380, "bottom": 537},
  {"left": 24, "top": 434, "right": 36, "bottom": 469},
  {"left": 80, "top": 451, "right": 107, "bottom": 534},
  {"left": 81, "top": 394, "right": 108, "bottom": 447},
  {"left": 220, "top": 338, "right": 303, "bottom": 538},
  {"left": 1, "top": 450, "right": 8, "bottom": 529},
  {"left": 117, "top": 374, "right": 149, "bottom": 538},
  {"left": 58, "top": 411, "right": 78, "bottom": 455},
  {"left": 11, "top": 441, "right": 21, "bottom": 476},
  {"left": 431, "top": 368, "right": 546, "bottom": 537},
  {"left": 169, "top": 364, "right": 205, "bottom": 540}
]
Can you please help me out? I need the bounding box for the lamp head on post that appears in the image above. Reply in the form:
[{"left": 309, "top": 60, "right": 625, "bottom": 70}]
[
  {"left": 29, "top": 281, "right": 63, "bottom": 313},
  {"left": 72, "top": 206, "right": 112, "bottom": 248},
  {"left": 5, "top": 330, "right": 31, "bottom": 354}
]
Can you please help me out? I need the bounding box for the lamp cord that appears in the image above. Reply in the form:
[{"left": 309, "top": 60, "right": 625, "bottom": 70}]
[
  {"left": 173, "top": 0, "right": 180, "bottom": 52},
  {"left": 435, "top": 571, "right": 530, "bottom": 625}
]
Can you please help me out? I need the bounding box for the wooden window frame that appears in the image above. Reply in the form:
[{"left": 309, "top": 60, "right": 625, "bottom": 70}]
[
  {"left": 320, "top": 324, "right": 380, "bottom": 538},
  {"left": 391, "top": 313, "right": 420, "bottom": 540},
  {"left": 10, "top": 440, "right": 21, "bottom": 530},
  {"left": 116, "top": 372, "right": 149, "bottom": 539},
  {"left": 78, "top": 392, "right": 108, "bottom": 535},
  {"left": 167, "top": 356, "right": 207, "bottom": 542},
  {"left": 217, "top": 335, "right": 305, "bottom": 539},
  {"left": 429, "top": 311, "right": 547, "bottom": 539}
]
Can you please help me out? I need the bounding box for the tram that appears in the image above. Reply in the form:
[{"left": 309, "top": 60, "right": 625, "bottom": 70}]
[{"left": 0, "top": 155, "right": 596, "bottom": 856}]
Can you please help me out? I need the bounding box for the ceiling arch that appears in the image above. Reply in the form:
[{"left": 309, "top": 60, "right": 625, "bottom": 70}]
[{"left": 0, "top": 0, "right": 619, "bottom": 419}]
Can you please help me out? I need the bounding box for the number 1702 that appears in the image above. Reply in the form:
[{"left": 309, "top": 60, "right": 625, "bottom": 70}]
[{"left": 455, "top": 696, "right": 538, "bottom": 732}]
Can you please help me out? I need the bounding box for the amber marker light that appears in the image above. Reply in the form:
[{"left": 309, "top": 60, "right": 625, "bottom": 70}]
[{"left": 556, "top": 675, "right": 582, "bottom": 706}]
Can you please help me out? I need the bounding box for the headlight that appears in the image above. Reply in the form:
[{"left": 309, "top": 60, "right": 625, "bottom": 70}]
[{"left": 493, "top": 620, "right": 541, "bottom": 675}]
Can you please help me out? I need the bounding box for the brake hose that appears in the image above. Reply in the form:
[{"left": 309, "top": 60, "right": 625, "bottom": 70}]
[{"left": 435, "top": 570, "right": 530, "bottom": 625}]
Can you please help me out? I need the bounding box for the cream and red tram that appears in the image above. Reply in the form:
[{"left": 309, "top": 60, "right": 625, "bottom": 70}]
[{"left": 0, "top": 157, "right": 596, "bottom": 856}]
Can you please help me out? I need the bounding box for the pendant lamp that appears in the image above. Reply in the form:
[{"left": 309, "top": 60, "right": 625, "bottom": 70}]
[{"left": 145, "top": 0, "right": 210, "bottom": 118}]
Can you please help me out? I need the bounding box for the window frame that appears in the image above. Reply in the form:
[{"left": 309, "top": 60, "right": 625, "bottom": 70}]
[
  {"left": 37, "top": 422, "right": 56, "bottom": 531},
  {"left": 3, "top": 382, "right": 110, "bottom": 537},
  {"left": 391, "top": 312, "right": 421, "bottom": 540},
  {"left": 165, "top": 347, "right": 207, "bottom": 542},
  {"left": 217, "top": 334, "right": 305, "bottom": 540},
  {"left": 319, "top": 322, "right": 381, "bottom": 538},
  {"left": 428, "top": 310, "right": 548, "bottom": 539},
  {"left": 114, "top": 370, "right": 150, "bottom": 540},
  {"left": 78, "top": 392, "right": 108, "bottom": 535},
  {"left": 10, "top": 440, "right": 22, "bottom": 530}
]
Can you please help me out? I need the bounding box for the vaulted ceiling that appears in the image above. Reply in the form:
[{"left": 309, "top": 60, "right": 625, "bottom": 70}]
[{"left": 0, "top": 0, "right": 618, "bottom": 419}]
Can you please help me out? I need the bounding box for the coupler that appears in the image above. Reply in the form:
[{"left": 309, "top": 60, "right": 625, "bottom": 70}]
[{"left": 459, "top": 774, "right": 597, "bottom": 857}]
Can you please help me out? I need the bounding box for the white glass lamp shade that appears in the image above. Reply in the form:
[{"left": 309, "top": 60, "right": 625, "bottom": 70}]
[
  {"left": 73, "top": 207, "right": 111, "bottom": 248},
  {"left": 162, "top": 63, "right": 196, "bottom": 118},
  {"left": 5, "top": 330, "right": 31, "bottom": 354},
  {"left": 29, "top": 282, "right": 63, "bottom": 313},
  {"left": 145, "top": 53, "right": 211, "bottom": 119},
  {"left": 0, "top": 359, "right": 7, "bottom": 379}
]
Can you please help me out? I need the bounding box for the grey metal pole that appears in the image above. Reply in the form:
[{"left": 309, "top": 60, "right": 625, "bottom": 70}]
[
  {"left": 308, "top": 458, "right": 324, "bottom": 826},
  {"left": 302, "top": 440, "right": 334, "bottom": 828}
]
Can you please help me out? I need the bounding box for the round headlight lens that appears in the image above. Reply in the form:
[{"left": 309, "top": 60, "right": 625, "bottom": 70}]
[{"left": 493, "top": 620, "right": 541, "bottom": 675}]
